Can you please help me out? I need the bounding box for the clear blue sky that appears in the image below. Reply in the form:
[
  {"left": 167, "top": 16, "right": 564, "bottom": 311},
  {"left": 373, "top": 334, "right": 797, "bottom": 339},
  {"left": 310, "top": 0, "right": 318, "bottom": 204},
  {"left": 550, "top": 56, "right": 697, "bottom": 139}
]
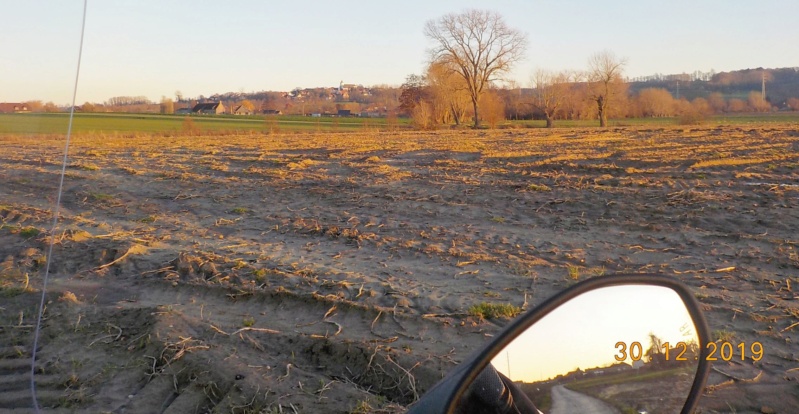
[{"left": 2, "top": 1, "right": 797, "bottom": 104}]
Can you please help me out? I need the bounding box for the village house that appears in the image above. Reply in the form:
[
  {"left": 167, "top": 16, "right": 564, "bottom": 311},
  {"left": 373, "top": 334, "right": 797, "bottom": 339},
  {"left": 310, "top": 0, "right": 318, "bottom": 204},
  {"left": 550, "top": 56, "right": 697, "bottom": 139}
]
[
  {"left": 232, "top": 105, "right": 253, "bottom": 115},
  {"left": 0, "top": 103, "right": 30, "bottom": 113},
  {"left": 191, "top": 102, "right": 225, "bottom": 115}
]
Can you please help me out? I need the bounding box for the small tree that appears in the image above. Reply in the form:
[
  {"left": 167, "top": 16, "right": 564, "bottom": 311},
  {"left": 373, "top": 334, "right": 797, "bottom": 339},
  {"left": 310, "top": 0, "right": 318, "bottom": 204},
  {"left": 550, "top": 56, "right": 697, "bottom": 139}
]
[
  {"left": 636, "top": 88, "right": 675, "bottom": 117},
  {"left": 238, "top": 99, "right": 256, "bottom": 112},
  {"left": 24, "top": 101, "right": 44, "bottom": 112},
  {"left": 424, "top": 9, "right": 527, "bottom": 128},
  {"left": 707, "top": 92, "right": 726, "bottom": 113},
  {"left": 727, "top": 98, "right": 747, "bottom": 113},
  {"left": 182, "top": 116, "right": 198, "bottom": 135},
  {"left": 399, "top": 74, "right": 429, "bottom": 116},
  {"left": 531, "top": 69, "right": 572, "bottom": 127},
  {"left": 81, "top": 102, "right": 96, "bottom": 112},
  {"left": 691, "top": 97, "right": 712, "bottom": 116},
  {"left": 411, "top": 101, "right": 435, "bottom": 130},
  {"left": 558, "top": 73, "right": 593, "bottom": 121},
  {"left": 427, "top": 61, "right": 471, "bottom": 126},
  {"left": 645, "top": 333, "right": 666, "bottom": 366},
  {"left": 677, "top": 98, "right": 708, "bottom": 125},
  {"left": 747, "top": 91, "right": 771, "bottom": 112},
  {"left": 480, "top": 90, "right": 505, "bottom": 128},
  {"left": 503, "top": 80, "right": 526, "bottom": 120},
  {"left": 587, "top": 51, "right": 627, "bottom": 127},
  {"left": 160, "top": 97, "right": 174, "bottom": 114}
]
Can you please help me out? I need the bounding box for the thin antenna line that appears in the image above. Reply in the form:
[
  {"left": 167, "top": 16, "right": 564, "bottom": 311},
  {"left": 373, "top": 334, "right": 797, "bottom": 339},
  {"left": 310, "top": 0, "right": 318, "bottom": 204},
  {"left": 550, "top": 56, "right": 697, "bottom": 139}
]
[
  {"left": 31, "top": 0, "right": 88, "bottom": 412},
  {"left": 506, "top": 351, "right": 511, "bottom": 379}
]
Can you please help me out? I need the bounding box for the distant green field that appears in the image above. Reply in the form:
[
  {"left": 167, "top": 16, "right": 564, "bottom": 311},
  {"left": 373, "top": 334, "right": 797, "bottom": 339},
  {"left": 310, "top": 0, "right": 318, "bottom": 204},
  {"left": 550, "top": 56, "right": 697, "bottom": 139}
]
[
  {"left": 711, "top": 112, "right": 799, "bottom": 125},
  {"left": 1, "top": 111, "right": 797, "bottom": 135},
  {"left": 0, "top": 112, "right": 410, "bottom": 135}
]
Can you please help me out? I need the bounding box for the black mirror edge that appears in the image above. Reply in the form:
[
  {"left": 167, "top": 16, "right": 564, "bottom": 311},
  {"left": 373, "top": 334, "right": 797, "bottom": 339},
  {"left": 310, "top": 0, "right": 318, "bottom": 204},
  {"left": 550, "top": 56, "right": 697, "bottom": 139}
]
[{"left": 408, "top": 273, "right": 712, "bottom": 414}]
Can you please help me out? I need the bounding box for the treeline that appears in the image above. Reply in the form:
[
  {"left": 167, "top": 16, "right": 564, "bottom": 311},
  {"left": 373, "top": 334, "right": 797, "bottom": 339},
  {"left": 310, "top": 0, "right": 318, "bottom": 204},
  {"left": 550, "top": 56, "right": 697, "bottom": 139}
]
[
  {"left": 31, "top": 88, "right": 405, "bottom": 116},
  {"left": 20, "top": 97, "right": 161, "bottom": 114},
  {"left": 22, "top": 67, "right": 799, "bottom": 126},
  {"left": 400, "top": 66, "right": 799, "bottom": 128},
  {"left": 628, "top": 67, "right": 799, "bottom": 108}
]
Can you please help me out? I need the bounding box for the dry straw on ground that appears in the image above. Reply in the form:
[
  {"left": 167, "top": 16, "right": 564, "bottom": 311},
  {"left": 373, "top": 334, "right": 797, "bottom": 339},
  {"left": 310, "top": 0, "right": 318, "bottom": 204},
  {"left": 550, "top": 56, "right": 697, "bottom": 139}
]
[{"left": 0, "top": 125, "right": 798, "bottom": 412}]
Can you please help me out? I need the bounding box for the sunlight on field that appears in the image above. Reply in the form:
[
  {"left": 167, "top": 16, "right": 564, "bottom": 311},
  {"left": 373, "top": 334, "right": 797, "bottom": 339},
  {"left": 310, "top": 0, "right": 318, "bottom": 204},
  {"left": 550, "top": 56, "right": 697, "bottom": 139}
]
[{"left": 1, "top": 125, "right": 798, "bottom": 413}]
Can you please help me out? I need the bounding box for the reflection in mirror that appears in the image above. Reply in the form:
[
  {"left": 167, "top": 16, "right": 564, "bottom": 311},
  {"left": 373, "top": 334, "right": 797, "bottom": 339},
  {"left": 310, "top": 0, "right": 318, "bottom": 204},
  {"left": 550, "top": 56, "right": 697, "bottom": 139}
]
[{"left": 455, "top": 285, "right": 699, "bottom": 414}]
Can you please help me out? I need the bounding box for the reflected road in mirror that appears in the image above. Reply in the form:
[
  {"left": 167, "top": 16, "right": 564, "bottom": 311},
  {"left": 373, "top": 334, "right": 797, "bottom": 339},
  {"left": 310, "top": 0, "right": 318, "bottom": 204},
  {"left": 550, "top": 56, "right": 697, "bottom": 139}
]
[{"left": 550, "top": 384, "right": 619, "bottom": 414}]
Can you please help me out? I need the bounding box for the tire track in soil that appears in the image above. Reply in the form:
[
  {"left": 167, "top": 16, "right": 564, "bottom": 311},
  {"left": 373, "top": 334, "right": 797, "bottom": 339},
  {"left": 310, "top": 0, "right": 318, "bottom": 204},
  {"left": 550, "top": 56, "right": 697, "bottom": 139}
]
[{"left": 3, "top": 275, "right": 485, "bottom": 413}]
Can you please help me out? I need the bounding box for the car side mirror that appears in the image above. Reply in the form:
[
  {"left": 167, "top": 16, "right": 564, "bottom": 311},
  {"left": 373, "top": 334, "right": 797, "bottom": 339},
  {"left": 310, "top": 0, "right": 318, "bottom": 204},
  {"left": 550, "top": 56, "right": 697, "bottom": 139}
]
[{"left": 407, "top": 274, "right": 711, "bottom": 414}]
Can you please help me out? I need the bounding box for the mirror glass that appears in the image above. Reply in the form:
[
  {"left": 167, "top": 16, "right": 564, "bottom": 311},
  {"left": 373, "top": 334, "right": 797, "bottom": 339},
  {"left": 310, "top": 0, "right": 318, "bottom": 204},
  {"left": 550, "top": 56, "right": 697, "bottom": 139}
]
[{"left": 455, "top": 285, "right": 700, "bottom": 414}]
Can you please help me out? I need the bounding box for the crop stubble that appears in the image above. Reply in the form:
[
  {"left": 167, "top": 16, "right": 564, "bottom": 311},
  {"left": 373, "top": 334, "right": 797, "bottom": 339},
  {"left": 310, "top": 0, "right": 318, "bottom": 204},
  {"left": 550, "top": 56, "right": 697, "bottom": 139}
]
[{"left": 1, "top": 126, "right": 798, "bottom": 412}]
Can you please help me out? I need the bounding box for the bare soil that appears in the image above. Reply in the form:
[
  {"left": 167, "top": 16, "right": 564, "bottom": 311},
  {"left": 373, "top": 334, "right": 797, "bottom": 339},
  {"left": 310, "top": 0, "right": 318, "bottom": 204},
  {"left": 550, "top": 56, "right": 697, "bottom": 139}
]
[{"left": 1, "top": 126, "right": 798, "bottom": 413}]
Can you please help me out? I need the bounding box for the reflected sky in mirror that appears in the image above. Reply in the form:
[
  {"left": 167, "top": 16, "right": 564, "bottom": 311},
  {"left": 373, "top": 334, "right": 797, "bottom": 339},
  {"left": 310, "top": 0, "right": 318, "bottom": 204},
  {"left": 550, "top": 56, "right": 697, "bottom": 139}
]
[{"left": 492, "top": 285, "right": 696, "bottom": 383}]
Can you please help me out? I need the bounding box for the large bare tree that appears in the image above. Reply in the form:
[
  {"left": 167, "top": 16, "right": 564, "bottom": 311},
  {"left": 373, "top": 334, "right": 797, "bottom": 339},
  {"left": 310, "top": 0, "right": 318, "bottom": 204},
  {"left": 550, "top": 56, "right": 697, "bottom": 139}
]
[
  {"left": 424, "top": 10, "right": 527, "bottom": 128},
  {"left": 587, "top": 51, "right": 627, "bottom": 127}
]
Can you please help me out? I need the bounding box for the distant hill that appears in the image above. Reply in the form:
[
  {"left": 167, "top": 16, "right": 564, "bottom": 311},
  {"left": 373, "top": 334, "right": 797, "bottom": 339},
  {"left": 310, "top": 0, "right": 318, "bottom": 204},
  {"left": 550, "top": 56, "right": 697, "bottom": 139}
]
[{"left": 628, "top": 67, "right": 799, "bottom": 108}]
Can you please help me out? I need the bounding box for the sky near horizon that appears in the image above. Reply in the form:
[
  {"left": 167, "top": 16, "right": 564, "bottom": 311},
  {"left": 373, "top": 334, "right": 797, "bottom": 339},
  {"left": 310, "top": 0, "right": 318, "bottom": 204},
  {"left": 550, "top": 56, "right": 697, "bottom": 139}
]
[{"left": 2, "top": 1, "right": 798, "bottom": 104}]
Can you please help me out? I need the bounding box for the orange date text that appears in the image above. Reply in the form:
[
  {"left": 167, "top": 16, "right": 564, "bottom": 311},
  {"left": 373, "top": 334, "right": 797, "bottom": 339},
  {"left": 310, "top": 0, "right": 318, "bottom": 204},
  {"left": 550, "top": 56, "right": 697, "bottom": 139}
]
[{"left": 614, "top": 341, "right": 763, "bottom": 362}]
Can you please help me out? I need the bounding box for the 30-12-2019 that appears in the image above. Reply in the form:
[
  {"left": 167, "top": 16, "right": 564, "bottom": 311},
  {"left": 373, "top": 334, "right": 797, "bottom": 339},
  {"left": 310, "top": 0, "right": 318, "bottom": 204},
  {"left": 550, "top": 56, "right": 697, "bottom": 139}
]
[{"left": 614, "top": 341, "right": 764, "bottom": 362}]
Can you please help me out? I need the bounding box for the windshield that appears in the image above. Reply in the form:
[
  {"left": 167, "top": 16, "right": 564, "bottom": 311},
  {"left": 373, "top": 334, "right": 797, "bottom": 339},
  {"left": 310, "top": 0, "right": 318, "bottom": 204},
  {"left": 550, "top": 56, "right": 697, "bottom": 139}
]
[{"left": 3, "top": 2, "right": 799, "bottom": 414}]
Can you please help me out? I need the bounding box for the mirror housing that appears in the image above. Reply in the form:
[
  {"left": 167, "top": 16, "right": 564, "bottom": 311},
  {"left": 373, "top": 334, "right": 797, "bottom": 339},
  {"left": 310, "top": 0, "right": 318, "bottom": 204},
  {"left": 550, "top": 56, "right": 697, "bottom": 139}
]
[{"left": 407, "top": 274, "right": 711, "bottom": 414}]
